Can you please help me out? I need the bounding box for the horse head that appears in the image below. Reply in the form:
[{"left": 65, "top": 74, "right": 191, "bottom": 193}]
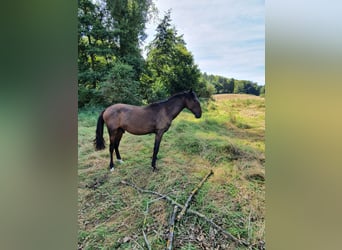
[{"left": 184, "top": 89, "right": 202, "bottom": 118}]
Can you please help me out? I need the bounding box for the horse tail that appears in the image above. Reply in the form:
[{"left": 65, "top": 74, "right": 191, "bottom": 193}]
[{"left": 94, "top": 110, "right": 106, "bottom": 150}]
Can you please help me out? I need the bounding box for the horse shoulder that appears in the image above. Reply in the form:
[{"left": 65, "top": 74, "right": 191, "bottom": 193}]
[{"left": 154, "top": 107, "right": 172, "bottom": 130}]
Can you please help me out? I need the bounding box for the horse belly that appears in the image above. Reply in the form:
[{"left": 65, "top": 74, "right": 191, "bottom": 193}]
[
  {"left": 120, "top": 111, "right": 155, "bottom": 135},
  {"left": 124, "top": 122, "right": 155, "bottom": 135}
]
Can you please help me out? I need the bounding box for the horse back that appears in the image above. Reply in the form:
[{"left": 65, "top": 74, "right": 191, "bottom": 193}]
[{"left": 103, "top": 103, "right": 163, "bottom": 135}]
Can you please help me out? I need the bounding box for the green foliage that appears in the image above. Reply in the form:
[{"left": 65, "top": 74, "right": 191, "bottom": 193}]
[
  {"left": 259, "top": 85, "right": 265, "bottom": 97},
  {"left": 141, "top": 10, "right": 204, "bottom": 102},
  {"left": 97, "top": 62, "right": 142, "bottom": 105},
  {"left": 78, "top": 1, "right": 263, "bottom": 107},
  {"left": 201, "top": 73, "right": 264, "bottom": 96},
  {"left": 197, "top": 75, "right": 216, "bottom": 98},
  {"left": 234, "top": 80, "right": 261, "bottom": 95},
  {"left": 78, "top": 0, "right": 155, "bottom": 107},
  {"left": 78, "top": 0, "right": 116, "bottom": 84},
  {"left": 106, "top": 0, "right": 153, "bottom": 56},
  {"left": 106, "top": 0, "right": 154, "bottom": 79}
]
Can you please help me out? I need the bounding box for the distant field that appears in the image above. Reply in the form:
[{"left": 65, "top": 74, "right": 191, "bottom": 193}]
[
  {"left": 78, "top": 94, "right": 265, "bottom": 249},
  {"left": 213, "top": 93, "right": 263, "bottom": 101}
]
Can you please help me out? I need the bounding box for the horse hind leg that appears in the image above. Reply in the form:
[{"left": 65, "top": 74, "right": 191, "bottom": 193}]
[
  {"left": 114, "top": 128, "right": 124, "bottom": 164},
  {"left": 108, "top": 130, "right": 118, "bottom": 171},
  {"left": 109, "top": 141, "right": 115, "bottom": 171}
]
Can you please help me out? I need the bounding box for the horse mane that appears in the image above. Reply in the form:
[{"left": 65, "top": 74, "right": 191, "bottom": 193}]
[{"left": 147, "top": 91, "right": 189, "bottom": 108}]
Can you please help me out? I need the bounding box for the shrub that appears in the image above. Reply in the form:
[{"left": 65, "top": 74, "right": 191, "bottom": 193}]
[{"left": 97, "top": 62, "right": 142, "bottom": 106}]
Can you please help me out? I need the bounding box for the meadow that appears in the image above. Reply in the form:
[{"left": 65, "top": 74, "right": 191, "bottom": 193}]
[{"left": 78, "top": 94, "right": 265, "bottom": 249}]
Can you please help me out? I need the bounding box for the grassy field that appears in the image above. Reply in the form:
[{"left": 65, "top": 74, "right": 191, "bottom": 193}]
[{"left": 78, "top": 94, "right": 265, "bottom": 249}]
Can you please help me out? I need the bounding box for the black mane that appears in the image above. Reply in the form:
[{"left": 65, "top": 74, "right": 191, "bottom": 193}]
[{"left": 147, "top": 91, "right": 189, "bottom": 108}]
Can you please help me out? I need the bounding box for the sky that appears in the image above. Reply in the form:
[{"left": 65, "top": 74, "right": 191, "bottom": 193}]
[{"left": 143, "top": 0, "right": 265, "bottom": 85}]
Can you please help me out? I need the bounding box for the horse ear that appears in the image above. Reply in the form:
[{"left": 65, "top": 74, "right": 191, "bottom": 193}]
[{"left": 189, "top": 89, "right": 193, "bottom": 93}]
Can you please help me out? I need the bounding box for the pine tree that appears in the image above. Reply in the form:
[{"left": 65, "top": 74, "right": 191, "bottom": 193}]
[{"left": 141, "top": 10, "right": 203, "bottom": 102}]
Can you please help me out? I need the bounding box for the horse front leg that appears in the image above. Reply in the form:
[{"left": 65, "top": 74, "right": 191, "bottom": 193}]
[{"left": 152, "top": 131, "right": 164, "bottom": 171}]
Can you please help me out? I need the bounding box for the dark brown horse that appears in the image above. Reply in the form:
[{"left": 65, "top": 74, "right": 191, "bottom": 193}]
[{"left": 94, "top": 90, "right": 202, "bottom": 171}]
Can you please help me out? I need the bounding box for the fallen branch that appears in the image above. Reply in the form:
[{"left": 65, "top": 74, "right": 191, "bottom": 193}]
[
  {"left": 177, "top": 169, "right": 213, "bottom": 222},
  {"left": 143, "top": 196, "right": 165, "bottom": 227},
  {"left": 142, "top": 230, "right": 151, "bottom": 250},
  {"left": 142, "top": 197, "right": 164, "bottom": 250},
  {"left": 166, "top": 205, "right": 178, "bottom": 250},
  {"left": 120, "top": 180, "right": 249, "bottom": 247}
]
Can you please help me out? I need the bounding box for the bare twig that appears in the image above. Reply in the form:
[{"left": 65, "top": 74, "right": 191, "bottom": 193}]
[
  {"left": 120, "top": 180, "right": 249, "bottom": 247},
  {"left": 143, "top": 196, "right": 165, "bottom": 227},
  {"left": 142, "top": 230, "right": 151, "bottom": 250},
  {"left": 142, "top": 196, "right": 166, "bottom": 250},
  {"left": 166, "top": 205, "right": 178, "bottom": 250},
  {"left": 131, "top": 237, "right": 144, "bottom": 250},
  {"left": 177, "top": 169, "right": 213, "bottom": 221}
]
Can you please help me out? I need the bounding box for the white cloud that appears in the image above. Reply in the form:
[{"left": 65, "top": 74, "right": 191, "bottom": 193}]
[{"left": 144, "top": 0, "right": 265, "bottom": 85}]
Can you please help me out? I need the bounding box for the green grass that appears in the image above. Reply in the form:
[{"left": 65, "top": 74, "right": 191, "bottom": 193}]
[{"left": 78, "top": 94, "right": 265, "bottom": 249}]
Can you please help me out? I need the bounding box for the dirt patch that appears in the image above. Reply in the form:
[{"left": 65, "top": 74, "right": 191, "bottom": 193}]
[
  {"left": 85, "top": 173, "right": 109, "bottom": 190},
  {"left": 244, "top": 168, "right": 265, "bottom": 182}
]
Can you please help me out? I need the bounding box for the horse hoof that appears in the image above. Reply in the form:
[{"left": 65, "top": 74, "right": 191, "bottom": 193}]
[
  {"left": 117, "top": 159, "right": 124, "bottom": 164},
  {"left": 110, "top": 168, "right": 115, "bottom": 172}
]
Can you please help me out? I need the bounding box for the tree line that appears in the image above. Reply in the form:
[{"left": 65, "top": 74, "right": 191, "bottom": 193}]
[
  {"left": 201, "top": 73, "right": 265, "bottom": 96},
  {"left": 78, "top": 0, "right": 264, "bottom": 108}
]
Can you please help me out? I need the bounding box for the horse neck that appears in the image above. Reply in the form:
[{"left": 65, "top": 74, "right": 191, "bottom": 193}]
[{"left": 165, "top": 95, "right": 185, "bottom": 120}]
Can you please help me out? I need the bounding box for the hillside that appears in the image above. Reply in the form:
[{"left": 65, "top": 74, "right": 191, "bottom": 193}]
[{"left": 78, "top": 94, "right": 265, "bottom": 249}]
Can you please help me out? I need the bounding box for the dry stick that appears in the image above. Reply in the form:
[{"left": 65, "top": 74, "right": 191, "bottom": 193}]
[
  {"left": 120, "top": 180, "right": 249, "bottom": 247},
  {"left": 142, "top": 196, "right": 164, "bottom": 250},
  {"left": 142, "top": 230, "right": 151, "bottom": 250},
  {"left": 131, "top": 238, "right": 144, "bottom": 250},
  {"left": 176, "top": 169, "right": 213, "bottom": 222},
  {"left": 143, "top": 196, "right": 166, "bottom": 227},
  {"left": 166, "top": 205, "right": 178, "bottom": 250}
]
